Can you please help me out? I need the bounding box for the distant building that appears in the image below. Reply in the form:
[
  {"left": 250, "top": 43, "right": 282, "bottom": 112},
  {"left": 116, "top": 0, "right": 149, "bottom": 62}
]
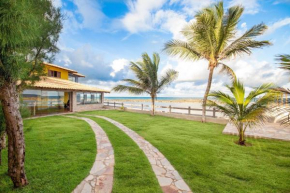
[{"left": 22, "top": 62, "right": 110, "bottom": 116}]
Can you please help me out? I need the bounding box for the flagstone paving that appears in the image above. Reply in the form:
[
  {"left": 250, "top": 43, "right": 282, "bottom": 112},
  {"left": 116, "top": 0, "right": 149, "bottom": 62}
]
[
  {"left": 223, "top": 122, "right": 290, "bottom": 141},
  {"left": 92, "top": 115, "right": 192, "bottom": 193},
  {"left": 66, "top": 116, "right": 114, "bottom": 193}
]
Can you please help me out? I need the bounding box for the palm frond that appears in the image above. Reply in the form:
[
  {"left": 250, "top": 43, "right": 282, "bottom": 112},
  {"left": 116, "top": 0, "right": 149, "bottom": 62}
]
[
  {"left": 112, "top": 85, "right": 145, "bottom": 95},
  {"left": 158, "top": 69, "right": 178, "bottom": 91},
  {"left": 218, "top": 63, "right": 236, "bottom": 80},
  {"left": 276, "top": 54, "right": 290, "bottom": 71},
  {"left": 163, "top": 40, "right": 201, "bottom": 60}
]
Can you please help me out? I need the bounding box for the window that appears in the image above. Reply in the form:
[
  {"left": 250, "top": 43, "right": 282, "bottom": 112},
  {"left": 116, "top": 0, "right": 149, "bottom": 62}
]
[
  {"left": 48, "top": 70, "right": 61, "bottom": 78},
  {"left": 77, "top": 92, "right": 102, "bottom": 105}
]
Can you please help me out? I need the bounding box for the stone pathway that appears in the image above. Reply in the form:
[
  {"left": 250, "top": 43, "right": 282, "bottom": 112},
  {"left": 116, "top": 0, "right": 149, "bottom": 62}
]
[
  {"left": 223, "top": 122, "right": 290, "bottom": 141},
  {"left": 66, "top": 116, "right": 115, "bottom": 193},
  {"left": 92, "top": 115, "right": 192, "bottom": 193}
]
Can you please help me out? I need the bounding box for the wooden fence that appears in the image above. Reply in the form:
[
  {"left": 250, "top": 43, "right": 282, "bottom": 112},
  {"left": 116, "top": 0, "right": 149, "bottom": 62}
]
[{"left": 104, "top": 101, "right": 220, "bottom": 118}]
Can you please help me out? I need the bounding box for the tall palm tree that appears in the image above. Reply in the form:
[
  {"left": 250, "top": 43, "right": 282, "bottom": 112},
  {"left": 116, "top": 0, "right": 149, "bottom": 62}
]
[
  {"left": 208, "top": 80, "right": 277, "bottom": 145},
  {"left": 164, "top": 1, "right": 271, "bottom": 122},
  {"left": 112, "top": 52, "right": 178, "bottom": 115}
]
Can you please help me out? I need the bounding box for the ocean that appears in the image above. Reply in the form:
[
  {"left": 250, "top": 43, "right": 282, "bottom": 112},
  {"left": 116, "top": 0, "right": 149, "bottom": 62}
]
[{"left": 105, "top": 97, "right": 203, "bottom": 100}]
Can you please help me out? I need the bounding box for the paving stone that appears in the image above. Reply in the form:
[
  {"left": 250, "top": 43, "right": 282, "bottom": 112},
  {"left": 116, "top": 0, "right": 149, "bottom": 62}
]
[
  {"left": 93, "top": 115, "right": 193, "bottom": 193},
  {"left": 157, "top": 176, "right": 173, "bottom": 186},
  {"left": 67, "top": 116, "right": 115, "bottom": 193}
]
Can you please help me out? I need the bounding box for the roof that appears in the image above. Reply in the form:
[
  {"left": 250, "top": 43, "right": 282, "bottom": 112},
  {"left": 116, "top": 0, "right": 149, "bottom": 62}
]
[
  {"left": 31, "top": 77, "right": 110, "bottom": 93},
  {"left": 72, "top": 72, "right": 86, "bottom": 77},
  {"left": 43, "top": 62, "right": 78, "bottom": 73}
]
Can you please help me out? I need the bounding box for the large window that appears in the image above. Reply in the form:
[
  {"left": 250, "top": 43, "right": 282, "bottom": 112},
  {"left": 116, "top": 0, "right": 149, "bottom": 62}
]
[
  {"left": 22, "top": 89, "right": 70, "bottom": 116},
  {"left": 77, "top": 92, "right": 101, "bottom": 105}
]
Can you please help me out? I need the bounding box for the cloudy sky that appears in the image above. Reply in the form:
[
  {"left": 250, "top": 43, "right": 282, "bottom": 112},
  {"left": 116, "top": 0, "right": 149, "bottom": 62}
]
[{"left": 52, "top": 0, "right": 290, "bottom": 97}]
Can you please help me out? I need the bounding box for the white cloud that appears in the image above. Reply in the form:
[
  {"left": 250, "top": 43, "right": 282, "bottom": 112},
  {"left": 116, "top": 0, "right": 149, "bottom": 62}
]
[
  {"left": 110, "top": 59, "right": 130, "bottom": 77},
  {"left": 170, "top": 0, "right": 214, "bottom": 16},
  {"left": 265, "top": 18, "right": 290, "bottom": 35},
  {"left": 51, "top": 0, "right": 62, "bottom": 8},
  {"left": 228, "top": 0, "right": 260, "bottom": 14},
  {"left": 121, "top": 0, "right": 166, "bottom": 33},
  {"left": 73, "top": 0, "right": 106, "bottom": 30},
  {"left": 153, "top": 10, "right": 188, "bottom": 40}
]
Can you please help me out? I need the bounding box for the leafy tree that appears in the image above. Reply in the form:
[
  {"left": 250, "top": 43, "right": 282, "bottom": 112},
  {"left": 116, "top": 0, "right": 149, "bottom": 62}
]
[
  {"left": 164, "top": 1, "right": 270, "bottom": 122},
  {"left": 0, "top": 0, "right": 62, "bottom": 187},
  {"left": 112, "top": 53, "right": 178, "bottom": 115},
  {"left": 207, "top": 80, "right": 277, "bottom": 145}
]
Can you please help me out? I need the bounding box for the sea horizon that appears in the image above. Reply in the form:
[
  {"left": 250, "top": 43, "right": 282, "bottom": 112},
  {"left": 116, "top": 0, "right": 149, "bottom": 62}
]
[{"left": 105, "top": 96, "right": 203, "bottom": 100}]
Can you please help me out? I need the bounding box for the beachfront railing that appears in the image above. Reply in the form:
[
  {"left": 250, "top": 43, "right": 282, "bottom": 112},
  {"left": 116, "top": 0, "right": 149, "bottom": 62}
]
[{"left": 104, "top": 101, "right": 220, "bottom": 118}]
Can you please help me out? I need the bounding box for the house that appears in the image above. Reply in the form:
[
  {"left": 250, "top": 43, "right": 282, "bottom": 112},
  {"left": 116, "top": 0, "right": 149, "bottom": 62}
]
[{"left": 22, "top": 62, "right": 110, "bottom": 116}]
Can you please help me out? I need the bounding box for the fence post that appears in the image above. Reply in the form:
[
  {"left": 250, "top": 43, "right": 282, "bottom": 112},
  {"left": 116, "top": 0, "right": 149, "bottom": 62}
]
[
  {"left": 142, "top": 103, "right": 143, "bottom": 111},
  {"left": 114, "top": 102, "right": 115, "bottom": 109},
  {"left": 188, "top": 106, "right": 191, "bottom": 115},
  {"left": 169, "top": 105, "right": 171, "bottom": 113},
  {"left": 122, "top": 103, "right": 124, "bottom": 107},
  {"left": 213, "top": 108, "right": 216, "bottom": 118}
]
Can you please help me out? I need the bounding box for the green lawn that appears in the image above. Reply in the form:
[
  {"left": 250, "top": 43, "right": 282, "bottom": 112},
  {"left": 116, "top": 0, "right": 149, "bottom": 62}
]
[
  {"left": 0, "top": 116, "right": 96, "bottom": 193},
  {"left": 72, "top": 115, "right": 162, "bottom": 193},
  {"left": 79, "top": 110, "right": 290, "bottom": 193}
]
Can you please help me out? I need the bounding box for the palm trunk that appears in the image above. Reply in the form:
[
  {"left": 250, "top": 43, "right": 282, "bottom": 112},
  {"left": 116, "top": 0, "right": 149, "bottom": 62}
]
[
  {"left": 0, "top": 82, "right": 28, "bottom": 187},
  {"left": 202, "top": 66, "right": 215, "bottom": 122},
  {"left": 238, "top": 124, "right": 245, "bottom": 145},
  {"left": 151, "top": 96, "right": 155, "bottom": 116}
]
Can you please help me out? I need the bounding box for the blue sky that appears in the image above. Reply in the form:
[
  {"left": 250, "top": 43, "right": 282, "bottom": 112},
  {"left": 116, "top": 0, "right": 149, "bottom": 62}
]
[{"left": 52, "top": 0, "right": 290, "bottom": 97}]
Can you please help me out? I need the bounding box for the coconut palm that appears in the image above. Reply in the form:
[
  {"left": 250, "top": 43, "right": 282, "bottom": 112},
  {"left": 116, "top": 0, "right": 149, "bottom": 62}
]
[
  {"left": 207, "top": 80, "right": 277, "bottom": 145},
  {"left": 273, "top": 54, "right": 290, "bottom": 125},
  {"left": 164, "top": 1, "right": 271, "bottom": 122},
  {"left": 112, "top": 52, "right": 178, "bottom": 115}
]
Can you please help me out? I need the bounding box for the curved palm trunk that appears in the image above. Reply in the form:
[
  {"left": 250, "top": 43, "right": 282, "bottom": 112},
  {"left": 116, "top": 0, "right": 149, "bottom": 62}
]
[
  {"left": 0, "top": 82, "right": 28, "bottom": 187},
  {"left": 151, "top": 96, "right": 155, "bottom": 116},
  {"left": 202, "top": 66, "right": 215, "bottom": 122}
]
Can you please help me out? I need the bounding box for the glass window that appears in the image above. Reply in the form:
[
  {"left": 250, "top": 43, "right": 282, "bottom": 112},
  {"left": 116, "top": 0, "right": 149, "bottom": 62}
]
[
  {"left": 48, "top": 70, "right": 61, "bottom": 78},
  {"left": 77, "top": 92, "right": 84, "bottom": 105}
]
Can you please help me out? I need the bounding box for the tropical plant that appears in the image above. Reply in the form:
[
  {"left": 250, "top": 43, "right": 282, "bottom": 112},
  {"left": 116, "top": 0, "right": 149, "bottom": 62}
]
[
  {"left": 0, "top": 105, "right": 5, "bottom": 165},
  {"left": 164, "top": 1, "right": 271, "bottom": 122},
  {"left": 273, "top": 54, "right": 290, "bottom": 125},
  {"left": 0, "top": 0, "right": 62, "bottom": 187},
  {"left": 207, "top": 80, "right": 277, "bottom": 145},
  {"left": 112, "top": 52, "right": 178, "bottom": 115}
]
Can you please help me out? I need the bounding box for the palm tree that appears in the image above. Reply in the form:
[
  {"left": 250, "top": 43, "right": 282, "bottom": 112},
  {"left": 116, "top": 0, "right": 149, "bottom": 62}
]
[
  {"left": 273, "top": 54, "right": 290, "bottom": 124},
  {"left": 207, "top": 80, "right": 277, "bottom": 145},
  {"left": 164, "top": 1, "right": 271, "bottom": 122},
  {"left": 112, "top": 52, "right": 178, "bottom": 115}
]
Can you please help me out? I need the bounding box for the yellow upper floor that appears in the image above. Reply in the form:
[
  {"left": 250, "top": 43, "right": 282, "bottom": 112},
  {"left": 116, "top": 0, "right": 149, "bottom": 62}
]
[{"left": 43, "top": 62, "right": 85, "bottom": 81}]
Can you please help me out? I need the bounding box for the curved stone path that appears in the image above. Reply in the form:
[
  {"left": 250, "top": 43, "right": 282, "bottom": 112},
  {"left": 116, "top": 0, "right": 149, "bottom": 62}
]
[
  {"left": 90, "top": 115, "right": 192, "bottom": 193},
  {"left": 66, "top": 116, "right": 115, "bottom": 193}
]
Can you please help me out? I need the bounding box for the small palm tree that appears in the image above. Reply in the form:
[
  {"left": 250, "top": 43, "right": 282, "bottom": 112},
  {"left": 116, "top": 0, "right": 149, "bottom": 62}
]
[
  {"left": 112, "top": 52, "right": 178, "bottom": 115},
  {"left": 164, "top": 1, "right": 271, "bottom": 122},
  {"left": 208, "top": 80, "right": 277, "bottom": 145}
]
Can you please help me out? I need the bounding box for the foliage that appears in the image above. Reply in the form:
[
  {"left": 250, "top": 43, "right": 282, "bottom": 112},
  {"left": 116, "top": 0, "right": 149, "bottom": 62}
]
[
  {"left": 277, "top": 54, "right": 290, "bottom": 71},
  {"left": 207, "top": 80, "right": 278, "bottom": 145},
  {"left": 80, "top": 110, "right": 290, "bottom": 193},
  {"left": 112, "top": 52, "right": 178, "bottom": 115},
  {"left": 0, "top": 0, "right": 63, "bottom": 91},
  {"left": 0, "top": 116, "right": 95, "bottom": 192},
  {"left": 164, "top": 1, "right": 270, "bottom": 121}
]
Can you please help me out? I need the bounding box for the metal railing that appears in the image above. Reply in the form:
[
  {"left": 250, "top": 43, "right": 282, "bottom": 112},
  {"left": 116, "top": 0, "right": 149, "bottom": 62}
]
[{"left": 104, "top": 101, "right": 220, "bottom": 118}]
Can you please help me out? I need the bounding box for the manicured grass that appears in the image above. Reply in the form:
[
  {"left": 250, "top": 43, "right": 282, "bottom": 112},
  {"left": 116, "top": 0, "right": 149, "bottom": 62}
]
[
  {"left": 0, "top": 116, "right": 96, "bottom": 193},
  {"left": 73, "top": 114, "right": 162, "bottom": 193},
  {"left": 80, "top": 110, "right": 290, "bottom": 193}
]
